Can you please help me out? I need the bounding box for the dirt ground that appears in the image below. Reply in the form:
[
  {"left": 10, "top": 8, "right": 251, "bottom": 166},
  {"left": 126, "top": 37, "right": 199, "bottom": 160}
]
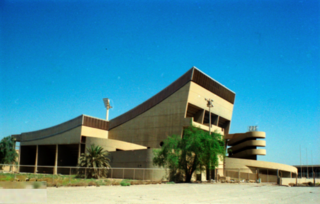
[{"left": 45, "top": 183, "right": 319, "bottom": 204}]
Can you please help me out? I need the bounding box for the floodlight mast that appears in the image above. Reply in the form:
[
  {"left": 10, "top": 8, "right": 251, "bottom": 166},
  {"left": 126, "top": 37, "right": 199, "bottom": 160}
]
[
  {"left": 103, "top": 98, "right": 113, "bottom": 121},
  {"left": 205, "top": 98, "right": 214, "bottom": 134},
  {"left": 205, "top": 98, "right": 214, "bottom": 182}
]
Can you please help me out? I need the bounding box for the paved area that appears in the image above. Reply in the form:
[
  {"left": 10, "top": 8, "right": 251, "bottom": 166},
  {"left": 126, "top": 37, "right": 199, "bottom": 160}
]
[{"left": 46, "top": 183, "right": 319, "bottom": 204}]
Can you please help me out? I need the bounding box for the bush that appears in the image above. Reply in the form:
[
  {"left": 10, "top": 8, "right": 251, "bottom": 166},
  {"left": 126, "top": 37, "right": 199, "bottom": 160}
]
[
  {"left": 111, "top": 180, "right": 121, "bottom": 185},
  {"left": 105, "top": 180, "right": 112, "bottom": 186},
  {"left": 120, "top": 180, "right": 131, "bottom": 186},
  {"left": 88, "top": 181, "right": 99, "bottom": 187},
  {"left": 130, "top": 180, "right": 143, "bottom": 185},
  {"left": 32, "top": 182, "right": 41, "bottom": 189}
]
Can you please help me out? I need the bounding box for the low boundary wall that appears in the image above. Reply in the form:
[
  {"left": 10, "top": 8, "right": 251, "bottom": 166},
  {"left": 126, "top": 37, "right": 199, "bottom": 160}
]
[{"left": 280, "top": 177, "right": 320, "bottom": 186}]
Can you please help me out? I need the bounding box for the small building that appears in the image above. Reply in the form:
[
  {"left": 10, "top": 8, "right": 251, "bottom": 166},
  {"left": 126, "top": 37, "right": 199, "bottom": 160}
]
[{"left": 294, "top": 165, "right": 320, "bottom": 178}]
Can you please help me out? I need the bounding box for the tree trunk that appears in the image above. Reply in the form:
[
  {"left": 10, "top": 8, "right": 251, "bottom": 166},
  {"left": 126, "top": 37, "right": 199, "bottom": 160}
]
[{"left": 186, "top": 173, "right": 192, "bottom": 183}]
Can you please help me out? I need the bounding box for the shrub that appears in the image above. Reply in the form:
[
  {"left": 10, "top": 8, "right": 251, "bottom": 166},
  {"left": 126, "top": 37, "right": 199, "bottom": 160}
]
[
  {"left": 32, "top": 182, "right": 41, "bottom": 189},
  {"left": 111, "top": 180, "right": 121, "bottom": 185},
  {"left": 105, "top": 180, "right": 112, "bottom": 186},
  {"left": 88, "top": 181, "right": 99, "bottom": 186},
  {"left": 130, "top": 180, "right": 143, "bottom": 185},
  {"left": 120, "top": 180, "right": 131, "bottom": 186}
]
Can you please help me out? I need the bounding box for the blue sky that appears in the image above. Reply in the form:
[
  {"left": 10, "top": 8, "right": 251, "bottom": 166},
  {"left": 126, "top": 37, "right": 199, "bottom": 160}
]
[{"left": 0, "top": 0, "right": 319, "bottom": 165}]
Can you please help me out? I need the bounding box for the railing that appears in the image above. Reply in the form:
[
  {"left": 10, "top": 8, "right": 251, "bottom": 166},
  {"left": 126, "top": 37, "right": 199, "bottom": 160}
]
[
  {"left": 0, "top": 164, "right": 167, "bottom": 182},
  {"left": 0, "top": 164, "right": 305, "bottom": 183},
  {"left": 223, "top": 168, "right": 278, "bottom": 183}
]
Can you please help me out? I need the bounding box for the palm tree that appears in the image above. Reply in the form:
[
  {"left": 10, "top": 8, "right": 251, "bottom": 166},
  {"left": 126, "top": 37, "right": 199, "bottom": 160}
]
[{"left": 78, "top": 144, "right": 111, "bottom": 178}]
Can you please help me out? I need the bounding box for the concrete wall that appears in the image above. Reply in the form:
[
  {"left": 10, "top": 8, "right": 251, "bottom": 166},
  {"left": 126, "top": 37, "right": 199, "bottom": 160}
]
[
  {"left": 16, "top": 116, "right": 82, "bottom": 142},
  {"left": 108, "top": 149, "right": 167, "bottom": 181},
  {"left": 20, "top": 127, "right": 81, "bottom": 146},
  {"left": 109, "top": 83, "right": 191, "bottom": 148},
  {"left": 281, "top": 178, "right": 320, "bottom": 185},
  {"left": 191, "top": 121, "right": 224, "bottom": 135},
  {"left": 187, "top": 82, "right": 234, "bottom": 121},
  {"left": 109, "top": 149, "right": 156, "bottom": 168},
  {"left": 225, "top": 157, "right": 297, "bottom": 174},
  {"left": 81, "top": 126, "right": 108, "bottom": 139},
  {"left": 86, "top": 138, "right": 147, "bottom": 152}
]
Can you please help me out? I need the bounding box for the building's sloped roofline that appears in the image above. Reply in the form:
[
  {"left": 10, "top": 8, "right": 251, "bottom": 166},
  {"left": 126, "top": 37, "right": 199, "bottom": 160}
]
[
  {"left": 13, "top": 115, "right": 108, "bottom": 142},
  {"left": 193, "top": 67, "right": 235, "bottom": 94},
  {"left": 13, "top": 115, "right": 83, "bottom": 142},
  {"left": 109, "top": 67, "right": 235, "bottom": 130}
]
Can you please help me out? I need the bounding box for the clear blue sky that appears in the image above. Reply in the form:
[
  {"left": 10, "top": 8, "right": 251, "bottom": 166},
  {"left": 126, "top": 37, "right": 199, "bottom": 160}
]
[{"left": 0, "top": 0, "right": 319, "bottom": 165}]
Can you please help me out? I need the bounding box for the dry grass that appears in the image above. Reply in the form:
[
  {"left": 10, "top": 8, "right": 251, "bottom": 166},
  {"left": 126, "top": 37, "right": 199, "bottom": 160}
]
[{"left": 0, "top": 173, "right": 168, "bottom": 187}]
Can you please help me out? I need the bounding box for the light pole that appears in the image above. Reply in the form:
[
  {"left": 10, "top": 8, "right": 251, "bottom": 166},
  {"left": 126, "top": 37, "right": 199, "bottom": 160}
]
[
  {"left": 300, "top": 145, "right": 302, "bottom": 178},
  {"left": 205, "top": 98, "right": 214, "bottom": 182},
  {"left": 103, "top": 98, "right": 113, "bottom": 121},
  {"left": 311, "top": 150, "right": 314, "bottom": 179},
  {"left": 306, "top": 148, "right": 308, "bottom": 178},
  {"left": 205, "top": 98, "right": 214, "bottom": 134}
]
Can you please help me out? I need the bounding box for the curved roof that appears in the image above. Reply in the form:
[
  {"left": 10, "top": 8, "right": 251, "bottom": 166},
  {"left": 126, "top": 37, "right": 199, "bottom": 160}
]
[{"left": 13, "top": 115, "right": 108, "bottom": 142}]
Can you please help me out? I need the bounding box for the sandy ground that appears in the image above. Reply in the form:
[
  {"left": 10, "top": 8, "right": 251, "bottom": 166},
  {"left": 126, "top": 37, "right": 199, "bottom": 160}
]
[{"left": 44, "top": 183, "right": 319, "bottom": 204}]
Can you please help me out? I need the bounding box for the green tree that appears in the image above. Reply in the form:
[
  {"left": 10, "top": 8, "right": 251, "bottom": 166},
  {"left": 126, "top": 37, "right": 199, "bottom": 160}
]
[
  {"left": 153, "top": 125, "right": 225, "bottom": 182},
  {"left": 0, "top": 136, "right": 18, "bottom": 171},
  {"left": 78, "top": 144, "right": 111, "bottom": 178}
]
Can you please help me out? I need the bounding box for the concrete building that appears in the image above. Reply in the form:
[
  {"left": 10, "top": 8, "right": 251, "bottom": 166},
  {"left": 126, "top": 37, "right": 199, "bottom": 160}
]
[
  {"left": 294, "top": 165, "right": 320, "bottom": 178},
  {"left": 12, "top": 67, "right": 297, "bottom": 180}
]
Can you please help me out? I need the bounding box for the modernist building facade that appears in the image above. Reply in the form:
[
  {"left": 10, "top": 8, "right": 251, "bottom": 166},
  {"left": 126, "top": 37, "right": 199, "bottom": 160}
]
[{"left": 12, "top": 67, "right": 297, "bottom": 180}]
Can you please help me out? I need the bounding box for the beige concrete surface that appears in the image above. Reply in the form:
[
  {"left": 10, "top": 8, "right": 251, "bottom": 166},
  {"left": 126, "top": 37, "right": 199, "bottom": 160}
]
[
  {"left": 192, "top": 121, "right": 224, "bottom": 135},
  {"left": 46, "top": 184, "right": 319, "bottom": 204},
  {"left": 21, "top": 126, "right": 81, "bottom": 146},
  {"left": 281, "top": 178, "right": 320, "bottom": 186},
  {"left": 227, "top": 131, "right": 266, "bottom": 144},
  {"left": 226, "top": 158, "right": 298, "bottom": 174},
  {"left": 81, "top": 126, "right": 108, "bottom": 139},
  {"left": 188, "top": 82, "right": 234, "bottom": 121},
  {"left": 86, "top": 138, "right": 147, "bottom": 152},
  {"left": 229, "top": 140, "right": 266, "bottom": 152},
  {"left": 15, "top": 115, "right": 83, "bottom": 142},
  {"left": 109, "top": 82, "right": 191, "bottom": 148}
]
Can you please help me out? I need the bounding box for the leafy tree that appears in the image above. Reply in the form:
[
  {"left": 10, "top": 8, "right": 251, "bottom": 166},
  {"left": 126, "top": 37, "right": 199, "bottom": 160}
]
[
  {"left": 0, "top": 136, "right": 18, "bottom": 171},
  {"left": 153, "top": 125, "right": 225, "bottom": 182},
  {"left": 78, "top": 144, "right": 111, "bottom": 178}
]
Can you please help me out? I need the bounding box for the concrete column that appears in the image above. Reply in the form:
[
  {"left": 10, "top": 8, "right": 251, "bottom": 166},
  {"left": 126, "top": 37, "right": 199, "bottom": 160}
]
[
  {"left": 54, "top": 144, "right": 58, "bottom": 175},
  {"left": 201, "top": 109, "right": 205, "bottom": 124},
  {"left": 216, "top": 116, "right": 220, "bottom": 127},
  {"left": 78, "top": 143, "right": 81, "bottom": 163},
  {"left": 18, "top": 145, "right": 21, "bottom": 173},
  {"left": 34, "top": 145, "right": 38, "bottom": 174},
  {"left": 10, "top": 140, "right": 16, "bottom": 172}
]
